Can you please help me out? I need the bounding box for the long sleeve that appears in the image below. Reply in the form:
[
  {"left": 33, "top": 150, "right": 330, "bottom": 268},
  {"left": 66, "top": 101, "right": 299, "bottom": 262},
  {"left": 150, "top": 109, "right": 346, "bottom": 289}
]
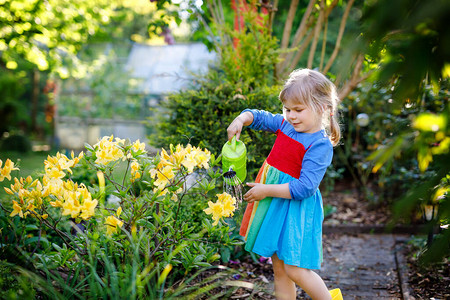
[
  {"left": 288, "top": 137, "right": 333, "bottom": 200},
  {"left": 242, "top": 109, "right": 284, "bottom": 133}
]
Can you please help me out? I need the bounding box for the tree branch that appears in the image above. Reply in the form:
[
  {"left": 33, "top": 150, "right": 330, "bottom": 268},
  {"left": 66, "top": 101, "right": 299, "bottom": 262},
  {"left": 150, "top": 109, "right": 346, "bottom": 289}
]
[
  {"left": 280, "top": 0, "right": 299, "bottom": 50},
  {"left": 307, "top": 0, "right": 325, "bottom": 68},
  {"left": 269, "top": 0, "right": 279, "bottom": 31},
  {"left": 323, "top": 0, "right": 355, "bottom": 74},
  {"left": 287, "top": 29, "right": 315, "bottom": 73},
  {"left": 337, "top": 54, "right": 370, "bottom": 100},
  {"left": 277, "top": 0, "right": 316, "bottom": 74},
  {"left": 319, "top": 11, "right": 329, "bottom": 71}
]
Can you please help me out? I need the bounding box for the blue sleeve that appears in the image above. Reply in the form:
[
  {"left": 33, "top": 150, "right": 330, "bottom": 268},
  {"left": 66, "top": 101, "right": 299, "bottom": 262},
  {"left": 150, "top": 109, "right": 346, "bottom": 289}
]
[
  {"left": 242, "top": 109, "right": 284, "bottom": 133},
  {"left": 288, "top": 138, "right": 333, "bottom": 200}
]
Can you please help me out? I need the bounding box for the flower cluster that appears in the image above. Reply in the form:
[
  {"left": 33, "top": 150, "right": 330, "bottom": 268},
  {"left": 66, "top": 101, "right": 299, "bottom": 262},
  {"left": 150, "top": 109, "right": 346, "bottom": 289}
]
[
  {"left": 203, "top": 192, "right": 237, "bottom": 226},
  {"left": 105, "top": 207, "right": 124, "bottom": 235},
  {"left": 0, "top": 159, "right": 19, "bottom": 182},
  {"left": 149, "top": 144, "right": 211, "bottom": 195},
  {"left": 7, "top": 176, "right": 43, "bottom": 218},
  {"left": 130, "top": 161, "right": 141, "bottom": 182},
  {"left": 94, "top": 135, "right": 146, "bottom": 166},
  {"left": 5, "top": 152, "right": 97, "bottom": 221},
  {"left": 49, "top": 181, "right": 98, "bottom": 220},
  {"left": 44, "top": 151, "right": 83, "bottom": 179}
]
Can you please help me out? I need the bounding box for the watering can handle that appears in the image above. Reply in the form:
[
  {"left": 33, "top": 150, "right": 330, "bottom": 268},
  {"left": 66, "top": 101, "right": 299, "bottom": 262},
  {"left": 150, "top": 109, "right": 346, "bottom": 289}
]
[{"left": 229, "top": 135, "right": 237, "bottom": 151}]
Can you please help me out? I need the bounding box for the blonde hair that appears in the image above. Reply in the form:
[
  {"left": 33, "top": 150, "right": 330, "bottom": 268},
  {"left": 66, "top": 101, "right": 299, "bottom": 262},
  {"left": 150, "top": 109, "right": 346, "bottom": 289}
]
[{"left": 279, "top": 68, "right": 341, "bottom": 146}]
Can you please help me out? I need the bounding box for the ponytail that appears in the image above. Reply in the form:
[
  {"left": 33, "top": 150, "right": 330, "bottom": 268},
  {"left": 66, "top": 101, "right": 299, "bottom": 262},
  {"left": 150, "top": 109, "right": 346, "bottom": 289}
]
[{"left": 329, "top": 111, "right": 341, "bottom": 146}]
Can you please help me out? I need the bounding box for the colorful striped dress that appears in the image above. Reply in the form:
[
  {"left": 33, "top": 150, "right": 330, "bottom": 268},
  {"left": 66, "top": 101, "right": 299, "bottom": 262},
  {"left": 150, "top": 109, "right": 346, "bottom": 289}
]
[{"left": 239, "top": 109, "right": 333, "bottom": 270}]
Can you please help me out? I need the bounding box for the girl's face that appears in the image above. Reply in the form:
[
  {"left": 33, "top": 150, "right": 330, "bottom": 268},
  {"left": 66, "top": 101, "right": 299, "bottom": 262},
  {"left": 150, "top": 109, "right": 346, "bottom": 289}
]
[{"left": 283, "top": 98, "right": 323, "bottom": 133}]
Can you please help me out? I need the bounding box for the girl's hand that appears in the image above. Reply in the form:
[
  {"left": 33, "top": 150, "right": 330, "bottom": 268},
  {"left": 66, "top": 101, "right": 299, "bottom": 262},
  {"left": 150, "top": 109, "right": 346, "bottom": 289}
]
[
  {"left": 227, "top": 111, "right": 254, "bottom": 141},
  {"left": 227, "top": 117, "right": 244, "bottom": 141},
  {"left": 244, "top": 182, "right": 268, "bottom": 203},
  {"left": 244, "top": 182, "right": 292, "bottom": 202}
]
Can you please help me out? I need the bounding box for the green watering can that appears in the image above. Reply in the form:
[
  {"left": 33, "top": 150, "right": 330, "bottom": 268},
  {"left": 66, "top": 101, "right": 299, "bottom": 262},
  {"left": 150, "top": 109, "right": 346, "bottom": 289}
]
[{"left": 221, "top": 136, "right": 247, "bottom": 185}]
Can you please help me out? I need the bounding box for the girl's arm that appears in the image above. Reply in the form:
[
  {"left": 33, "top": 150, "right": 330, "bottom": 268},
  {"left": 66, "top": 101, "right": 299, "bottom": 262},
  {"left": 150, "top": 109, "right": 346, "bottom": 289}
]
[{"left": 227, "top": 111, "right": 254, "bottom": 141}]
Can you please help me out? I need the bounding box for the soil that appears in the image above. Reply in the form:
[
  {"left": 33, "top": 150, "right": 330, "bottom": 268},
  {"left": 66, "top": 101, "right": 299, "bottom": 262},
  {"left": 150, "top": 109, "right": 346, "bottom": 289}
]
[
  {"left": 322, "top": 190, "right": 393, "bottom": 225},
  {"left": 403, "top": 243, "right": 450, "bottom": 299}
]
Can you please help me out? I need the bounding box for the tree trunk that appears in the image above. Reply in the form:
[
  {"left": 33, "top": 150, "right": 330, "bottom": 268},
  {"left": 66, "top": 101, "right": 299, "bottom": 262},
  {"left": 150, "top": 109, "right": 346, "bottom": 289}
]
[{"left": 31, "top": 69, "right": 40, "bottom": 134}]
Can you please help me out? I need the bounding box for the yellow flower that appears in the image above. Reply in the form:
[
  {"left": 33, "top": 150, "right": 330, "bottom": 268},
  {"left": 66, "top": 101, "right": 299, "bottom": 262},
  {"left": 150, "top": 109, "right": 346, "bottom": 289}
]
[
  {"left": 26, "top": 180, "right": 49, "bottom": 208},
  {"left": 131, "top": 171, "right": 141, "bottom": 182},
  {"left": 70, "top": 151, "right": 84, "bottom": 165},
  {"left": 130, "top": 161, "right": 141, "bottom": 182},
  {"left": 10, "top": 200, "right": 23, "bottom": 218},
  {"left": 46, "top": 167, "right": 66, "bottom": 179},
  {"left": 105, "top": 215, "right": 123, "bottom": 235},
  {"left": 44, "top": 152, "right": 79, "bottom": 177},
  {"left": 204, "top": 193, "right": 237, "bottom": 226},
  {"left": 203, "top": 201, "right": 224, "bottom": 226},
  {"left": 195, "top": 148, "right": 211, "bottom": 169},
  {"left": 61, "top": 192, "right": 81, "bottom": 218},
  {"left": 43, "top": 175, "right": 64, "bottom": 196},
  {"left": 115, "top": 137, "right": 126, "bottom": 145},
  {"left": 80, "top": 197, "right": 98, "bottom": 220},
  {"left": 132, "top": 139, "right": 146, "bottom": 153},
  {"left": 49, "top": 200, "right": 63, "bottom": 208},
  {"left": 0, "top": 159, "right": 19, "bottom": 181},
  {"left": 220, "top": 196, "right": 236, "bottom": 218},
  {"left": 94, "top": 135, "right": 125, "bottom": 165},
  {"left": 182, "top": 153, "right": 197, "bottom": 173},
  {"left": 154, "top": 166, "right": 175, "bottom": 190}
]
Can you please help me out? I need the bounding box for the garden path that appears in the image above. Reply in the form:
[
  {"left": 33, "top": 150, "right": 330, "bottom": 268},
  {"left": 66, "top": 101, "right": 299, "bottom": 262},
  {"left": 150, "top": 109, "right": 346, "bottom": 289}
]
[
  {"left": 235, "top": 232, "right": 409, "bottom": 299},
  {"left": 316, "top": 233, "right": 405, "bottom": 299}
]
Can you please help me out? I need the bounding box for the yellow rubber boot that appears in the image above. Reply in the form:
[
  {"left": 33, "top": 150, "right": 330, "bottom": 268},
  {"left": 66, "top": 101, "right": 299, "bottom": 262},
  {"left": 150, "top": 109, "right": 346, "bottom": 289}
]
[{"left": 329, "top": 288, "right": 343, "bottom": 300}]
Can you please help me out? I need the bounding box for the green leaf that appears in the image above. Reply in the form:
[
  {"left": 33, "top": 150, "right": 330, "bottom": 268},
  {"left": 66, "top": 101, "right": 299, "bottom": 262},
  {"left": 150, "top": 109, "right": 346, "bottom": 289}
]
[
  {"left": 220, "top": 247, "right": 231, "bottom": 263},
  {"left": 84, "top": 143, "right": 94, "bottom": 152}
]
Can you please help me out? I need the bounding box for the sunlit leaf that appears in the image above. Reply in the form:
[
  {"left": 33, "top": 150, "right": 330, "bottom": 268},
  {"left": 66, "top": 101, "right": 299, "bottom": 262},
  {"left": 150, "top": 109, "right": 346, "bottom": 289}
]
[
  {"left": 418, "top": 148, "right": 433, "bottom": 172},
  {"left": 413, "top": 113, "right": 446, "bottom": 132}
]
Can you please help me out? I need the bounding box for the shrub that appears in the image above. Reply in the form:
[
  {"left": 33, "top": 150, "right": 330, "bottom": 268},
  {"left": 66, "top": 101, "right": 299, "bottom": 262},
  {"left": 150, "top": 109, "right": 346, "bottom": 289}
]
[
  {"left": 0, "top": 134, "right": 31, "bottom": 153},
  {"left": 0, "top": 136, "right": 243, "bottom": 298},
  {"left": 150, "top": 7, "right": 284, "bottom": 180}
]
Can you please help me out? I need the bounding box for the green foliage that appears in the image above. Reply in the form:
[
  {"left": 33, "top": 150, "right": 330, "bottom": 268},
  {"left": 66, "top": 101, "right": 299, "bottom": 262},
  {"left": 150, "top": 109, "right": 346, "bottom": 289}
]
[
  {"left": 362, "top": 0, "right": 449, "bottom": 103},
  {"left": 0, "top": 70, "right": 29, "bottom": 136},
  {"left": 357, "top": 0, "right": 450, "bottom": 262},
  {"left": 151, "top": 72, "right": 280, "bottom": 178},
  {"left": 0, "top": 138, "right": 244, "bottom": 298},
  {"left": 0, "top": 261, "right": 36, "bottom": 299},
  {"left": 0, "top": 134, "right": 32, "bottom": 153},
  {"left": 0, "top": 0, "right": 115, "bottom": 75},
  {"left": 151, "top": 7, "right": 283, "bottom": 178}
]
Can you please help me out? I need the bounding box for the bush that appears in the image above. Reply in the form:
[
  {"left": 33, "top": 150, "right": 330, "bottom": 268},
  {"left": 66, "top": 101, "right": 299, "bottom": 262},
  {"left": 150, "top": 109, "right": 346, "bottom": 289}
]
[
  {"left": 335, "top": 79, "right": 449, "bottom": 206},
  {"left": 0, "top": 134, "right": 31, "bottom": 153},
  {"left": 152, "top": 73, "right": 281, "bottom": 179},
  {"left": 0, "top": 260, "right": 36, "bottom": 299},
  {"left": 0, "top": 137, "right": 243, "bottom": 298},
  {"left": 150, "top": 8, "right": 283, "bottom": 180}
]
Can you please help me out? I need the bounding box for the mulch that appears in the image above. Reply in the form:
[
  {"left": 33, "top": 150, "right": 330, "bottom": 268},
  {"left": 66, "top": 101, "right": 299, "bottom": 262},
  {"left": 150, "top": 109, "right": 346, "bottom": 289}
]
[{"left": 402, "top": 243, "right": 450, "bottom": 299}]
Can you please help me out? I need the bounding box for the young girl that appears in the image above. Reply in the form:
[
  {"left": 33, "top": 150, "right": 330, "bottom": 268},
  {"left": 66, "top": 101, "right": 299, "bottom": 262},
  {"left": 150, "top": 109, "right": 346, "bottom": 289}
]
[{"left": 227, "top": 69, "right": 342, "bottom": 300}]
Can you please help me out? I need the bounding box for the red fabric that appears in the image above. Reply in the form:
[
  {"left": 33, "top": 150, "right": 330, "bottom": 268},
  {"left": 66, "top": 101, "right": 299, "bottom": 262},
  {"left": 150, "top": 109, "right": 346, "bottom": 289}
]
[{"left": 266, "top": 130, "right": 306, "bottom": 179}]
